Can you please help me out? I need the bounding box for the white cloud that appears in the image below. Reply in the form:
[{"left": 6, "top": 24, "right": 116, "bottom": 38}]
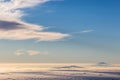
[
  {"left": 0, "top": 23, "right": 69, "bottom": 41},
  {"left": 15, "top": 49, "right": 24, "bottom": 56},
  {"left": 71, "top": 30, "right": 94, "bottom": 35},
  {"left": 0, "top": 0, "right": 69, "bottom": 41},
  {"left": 80, "top": 30, "right": 94, "bottom": 33},
  {"left": 15, "top": 49, "right": 48, "bottom": 56},
  {"left": 26, "top": 50, "right": 40, "bottom": 56},
  {"left": 0, "top": 0, "right": 50, "bottom": 21}
]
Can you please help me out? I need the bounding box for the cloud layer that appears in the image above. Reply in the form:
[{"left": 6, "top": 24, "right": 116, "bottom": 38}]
[{"left": 0, "top": 0, "right": 69, "bottom": 41}]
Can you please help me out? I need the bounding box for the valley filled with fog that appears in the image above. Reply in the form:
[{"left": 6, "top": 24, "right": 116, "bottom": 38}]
[{"left": 0, "top": 63, "right": 119, "bottom": 80}]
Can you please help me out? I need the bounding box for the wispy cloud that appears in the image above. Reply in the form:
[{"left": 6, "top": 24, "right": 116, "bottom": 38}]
[
  {"left": 15, "top": 49, "right": 48, "bottom": 56},
  {"left": 0, "top": 0, "right": 69, "bottom": 41},
  {"left": 72, "top": 29, "right": 94, "bottom": 34},
  {"left": 80, "top": 30, "right": 94, "bottom": 33}
]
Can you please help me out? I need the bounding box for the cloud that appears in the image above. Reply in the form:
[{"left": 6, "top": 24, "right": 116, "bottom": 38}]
[
  {"left": 80, "top": 30, "right": 94, "bottom": 33},
  {"left": 71, "top": 29, "right": 94, "bottom": 35},
  {"left": 15, "top": 49, "right": 24, "bottom": 56},
  {"left": 0, "top": 0, "right": 50, "bottom": 21},
  {"left": 0, "top": 0, "right": 69, "bottom": 41},
  {"left": 0, "top": 20, "right": 44, "bottom": 30},
  {"left": 0, "top": 20, "right": 69, "bottom": 41},
  {"left": 15, "top": 49, "right": 48, "bottom": 56}
]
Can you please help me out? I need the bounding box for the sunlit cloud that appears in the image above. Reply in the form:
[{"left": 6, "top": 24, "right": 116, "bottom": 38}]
[
  {"left": 0, "top": 0, "right": 50, "bottom": 21},
  {"left": 15, "top": 49, "right": 48, "bottom": 56},
  {"left": 0, "top": 0, "right": 69, "bottom": 41}
]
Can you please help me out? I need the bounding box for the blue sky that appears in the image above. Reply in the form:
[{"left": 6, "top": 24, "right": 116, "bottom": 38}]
[{"left": 0, "top": 0, "right": 120, "bottom": 63}]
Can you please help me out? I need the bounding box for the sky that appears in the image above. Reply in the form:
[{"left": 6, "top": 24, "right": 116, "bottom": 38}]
[{"left": 0, "top": 0, "right": 120, "bottom": 63}]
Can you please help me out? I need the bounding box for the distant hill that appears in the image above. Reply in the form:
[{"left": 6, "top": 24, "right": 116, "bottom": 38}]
[{"left": 96, "top": 62, "right": 109, "bottom": 66}]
